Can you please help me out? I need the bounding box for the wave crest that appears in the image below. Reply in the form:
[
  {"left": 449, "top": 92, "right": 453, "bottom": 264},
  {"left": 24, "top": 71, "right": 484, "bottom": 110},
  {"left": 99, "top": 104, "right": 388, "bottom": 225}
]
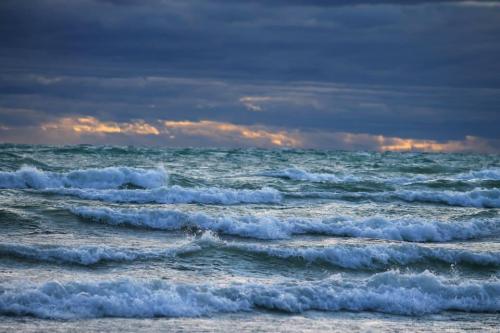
[
  {"left": 0, "top": 166, "right": 168, "bottom": 189},
  {"left": 0, "top": 243, "right": 200, "bottom": 266},
  {"left": 1, "top": 270, "right": 498, "bottom": 318},
  {"left": 4, "top": 236, "right": 498, "bottom": 268},
  {"left": 70, "top": 206, "right": 497, "bottom": 241},
  {"left": 393, "top": 188, "right": 500, "bottom": 208},
  {"left": 53, "top": 186, "right": 282, "bottom": 205}
]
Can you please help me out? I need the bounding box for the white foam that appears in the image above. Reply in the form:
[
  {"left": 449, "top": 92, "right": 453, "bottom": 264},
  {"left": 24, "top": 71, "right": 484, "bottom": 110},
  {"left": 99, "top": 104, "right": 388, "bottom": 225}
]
[
  {"left": 53, "top": 186, "right": 282, "bottom": 204},
  {"left": 70, "top": 206, "right": 497, "bottom": 241},
  {"left": 1, "top": 270, "right": 498, "bottom": 318},
  {"left": 0, "top": 165, "right": 168, "bottom": 189}
]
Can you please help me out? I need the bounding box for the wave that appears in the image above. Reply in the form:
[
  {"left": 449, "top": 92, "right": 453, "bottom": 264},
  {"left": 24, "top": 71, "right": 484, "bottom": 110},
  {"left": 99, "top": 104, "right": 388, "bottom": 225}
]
[
  {"left": 262, "top": 167, "right": 500, "bottom": 186},
  {"left": 1, "top": 270, "right": 498, "bottom": 318},
  {"left": 223, "top": 242, "right": 500, "bottom": 269},
  {"left": 201, "top": 232, "right": 500, "bottom": 269},
  {"left": 261, "top": 168, "right": 360, "bottom": 183},
  {"left": 70, "top": 206, "right": 497, "bottom": 241},
  {"left": 455, "top": 168, "right": 500, "bottom": 181},
  {"left": 50, "top": 186, "right": 282, "bottom": 205},
  {"left": 0, "top": 166, "right": 168, "bottom": 189},
  {"left": 290, "top": 188, "right": 500, "bottom": 208},
  {"left": 3, "top": 234, "right": 498, "bottom": 269},
  {"left": 0, "top": 152, "right": 52, "bottom": 169},
  {"left": 0, "top": 243, "right": 200, "bottom": 266},
  {"left": 261, "top": 168, "right": 432, "bottom": 185},
  {"left": 392, "top": 188, "right": 500, "bottom": 208}
]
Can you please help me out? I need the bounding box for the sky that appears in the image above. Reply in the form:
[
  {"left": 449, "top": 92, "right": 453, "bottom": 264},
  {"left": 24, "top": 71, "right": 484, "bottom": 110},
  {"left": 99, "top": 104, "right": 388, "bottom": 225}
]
[{"left": 0, "top": 0, "right": 499, "bottom": 152}]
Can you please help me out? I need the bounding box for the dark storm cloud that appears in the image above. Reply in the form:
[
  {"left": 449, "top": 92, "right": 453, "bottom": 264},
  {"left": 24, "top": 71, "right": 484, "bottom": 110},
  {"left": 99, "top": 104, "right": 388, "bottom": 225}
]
[
  {"left": 0, "top": 0, "right": 499, "bottom": 150},
  {"left": 101, "top": 0, "right": 496, "bottom": 7}
]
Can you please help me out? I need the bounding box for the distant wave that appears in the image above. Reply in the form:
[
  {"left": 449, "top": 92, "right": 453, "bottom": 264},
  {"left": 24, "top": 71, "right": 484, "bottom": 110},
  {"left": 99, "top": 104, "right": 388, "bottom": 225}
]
[
  {"left": 51, "top": 186, "right": 282, "bottom": 205},
  {"left": 3, "top": 234, "right": 498, "bottom": 268},
  {"left": 70, "top": 206, "right": 497, "bottom": 241},
  {"left": 0, "top": 152, "right": 52, "bottom": 169},
  {"left": 1, "top": 270, "right": 498, "bottom": 318},
  {"left": 262, "top": 167, "right": 500, "bottom": 185},
  {"left": 261, "top": 168, "right": 360, "bottom": 182},
  {"left": 0, "top": 166, "right": 168, "bottom": 189}
]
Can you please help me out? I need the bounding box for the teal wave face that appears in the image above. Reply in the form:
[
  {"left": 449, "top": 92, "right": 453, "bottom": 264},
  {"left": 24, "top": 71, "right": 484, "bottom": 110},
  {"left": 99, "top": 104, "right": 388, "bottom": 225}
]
[{"left": 0, "top": 145, "right": 499, "bottom": 325}]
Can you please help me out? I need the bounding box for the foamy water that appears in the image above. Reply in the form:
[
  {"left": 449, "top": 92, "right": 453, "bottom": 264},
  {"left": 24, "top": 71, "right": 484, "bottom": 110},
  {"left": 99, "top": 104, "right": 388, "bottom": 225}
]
[{"left": 0, "top": 145, "right": 499, "bottom": 332}]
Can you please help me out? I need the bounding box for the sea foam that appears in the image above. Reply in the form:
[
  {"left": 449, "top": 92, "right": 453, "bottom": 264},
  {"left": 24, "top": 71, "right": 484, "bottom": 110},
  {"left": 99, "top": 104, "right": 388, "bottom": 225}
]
[
  {"left": 1, "top": 270, "right": 498, "bottom": 318},
  {"left": 0, "top": 165, "right": 168, "bottom": 189},
  {"left": 70, "top": 206, "right": 497, "bottom": 241}
]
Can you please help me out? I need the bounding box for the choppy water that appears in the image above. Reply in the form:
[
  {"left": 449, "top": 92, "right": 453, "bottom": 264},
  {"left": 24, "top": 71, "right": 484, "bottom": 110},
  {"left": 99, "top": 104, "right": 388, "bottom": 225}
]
[{"left": 0, "top": 144, "right": 499, "bottom": 332}]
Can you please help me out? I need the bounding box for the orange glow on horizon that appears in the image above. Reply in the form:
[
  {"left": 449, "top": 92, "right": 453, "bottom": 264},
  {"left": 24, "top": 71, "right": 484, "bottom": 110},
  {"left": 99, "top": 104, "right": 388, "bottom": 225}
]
[
  {"left": 164, "top": 120, "right": 301, "bottom": 147},
  {"left": 42, "top": 117, "right": 160, "bottom": 136}
]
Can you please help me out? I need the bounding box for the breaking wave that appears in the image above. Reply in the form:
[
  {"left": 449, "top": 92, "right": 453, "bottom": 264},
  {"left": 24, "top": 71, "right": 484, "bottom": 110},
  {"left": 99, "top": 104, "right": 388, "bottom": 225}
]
[
  {"left": 0, "top": 243, "right": 200, "bottom": 266},
  {"left": 70, "top": 206, "right": 497, "bottom": 241},
  {"left": 0, "top": 166, "right": 168, "bottom": 189},
  {"left": 291, "top": 188, "right": 500, "bottom": 208},
  {"left": 223, "top": 242, "right": 500, "bottom": 269},
  {"left": 2, "top": 234, "right": 498, "bottom": 269},
  {"left": 1, "top": 270, "right": 498, "bottom": 318},
  {"left": 51, "top": 186, "right": 282, "bottom": 205},
  {"left": 393, "top": 188, "right": 500, "bottom": 208},
  {"left": 262, "top": 167, "right": 500, "bottom": 186},
  {"left": 455, "top": 168, "right": 500, "bottom": 181}
]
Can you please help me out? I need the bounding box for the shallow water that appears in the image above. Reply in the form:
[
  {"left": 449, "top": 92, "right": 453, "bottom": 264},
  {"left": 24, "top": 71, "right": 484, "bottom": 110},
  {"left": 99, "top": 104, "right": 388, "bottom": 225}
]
[{"left": 0, "top": 145, "right": 499, "bottom": 332}]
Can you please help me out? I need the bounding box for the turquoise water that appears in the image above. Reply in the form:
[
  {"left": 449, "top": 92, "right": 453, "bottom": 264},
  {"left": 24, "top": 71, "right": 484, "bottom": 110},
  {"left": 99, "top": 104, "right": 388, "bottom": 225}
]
[{"left": 0, "top": 144, "right": 499, "bottom": 332}]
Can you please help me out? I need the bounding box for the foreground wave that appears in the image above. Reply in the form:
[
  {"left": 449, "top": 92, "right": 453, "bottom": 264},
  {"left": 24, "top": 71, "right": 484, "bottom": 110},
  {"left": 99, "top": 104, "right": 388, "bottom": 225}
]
[
  {"left": 0, "top": 166, "right": 167, "bottom": 189},
  {"left": 1, "top": 270, "right": 498, "bottom": 318},
  {"left": 71, "top": 206, "right": 498, "bottom": 241},
  {"left": 2, "top": 234, "right": 498, "bottom": 269}
]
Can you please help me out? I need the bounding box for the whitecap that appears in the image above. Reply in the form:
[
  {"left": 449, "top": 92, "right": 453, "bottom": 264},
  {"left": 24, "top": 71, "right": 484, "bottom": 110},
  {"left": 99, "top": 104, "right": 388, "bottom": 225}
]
[
  {"left": 0, "top": 165, "right": 168, "bottom": 189},
  {"left": 70, "top": 206, "right": 498, "bottom": 241},
  {"left": 1, "top": 270, "right": 498, "bottom": 318}
]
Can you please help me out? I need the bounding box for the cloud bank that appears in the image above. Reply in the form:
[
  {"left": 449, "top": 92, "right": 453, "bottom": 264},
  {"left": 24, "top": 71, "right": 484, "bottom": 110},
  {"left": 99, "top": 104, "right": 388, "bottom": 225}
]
[{"left": 0, "top": 0, "right": 499, "bottom": 151}]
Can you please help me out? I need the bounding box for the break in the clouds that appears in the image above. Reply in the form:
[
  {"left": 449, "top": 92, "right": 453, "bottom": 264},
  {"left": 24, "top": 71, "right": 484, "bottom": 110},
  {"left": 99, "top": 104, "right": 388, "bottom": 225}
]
[{"left": 0, "top": 0, "right": 499, "bottom": 152}]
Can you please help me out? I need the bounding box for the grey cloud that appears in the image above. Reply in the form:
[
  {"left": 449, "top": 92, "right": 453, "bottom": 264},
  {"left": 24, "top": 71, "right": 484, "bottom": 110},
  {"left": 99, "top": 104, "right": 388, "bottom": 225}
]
[{"left": 0, "top": 0, "right": 499, "bottom": 148}]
